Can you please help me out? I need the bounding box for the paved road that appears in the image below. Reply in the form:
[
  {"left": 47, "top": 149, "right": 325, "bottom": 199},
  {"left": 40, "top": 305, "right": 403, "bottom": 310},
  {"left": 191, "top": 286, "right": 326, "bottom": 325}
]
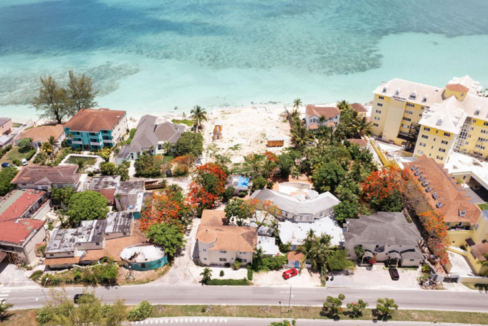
[
  {"left": 137, "top": 318, "right": 486, "bottom": 326},
  {"left": 4, "top": 284, "right": 488, "bottom": 311}
]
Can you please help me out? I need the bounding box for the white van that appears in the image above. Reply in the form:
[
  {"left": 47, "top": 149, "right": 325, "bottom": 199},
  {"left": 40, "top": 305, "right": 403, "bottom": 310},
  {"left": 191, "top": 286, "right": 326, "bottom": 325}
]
[{"left": 21, "top": 159, "right": 28, "bottom": 166}]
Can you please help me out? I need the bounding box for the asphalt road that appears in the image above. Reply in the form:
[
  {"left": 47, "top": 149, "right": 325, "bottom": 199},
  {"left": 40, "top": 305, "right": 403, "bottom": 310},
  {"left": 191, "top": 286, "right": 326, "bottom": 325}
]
[
  {"left": 4, "top": 284, "right": 488, "bottom": 312},
  {"left": 138, "top": 318, "right": 487, "bottom": 326}
]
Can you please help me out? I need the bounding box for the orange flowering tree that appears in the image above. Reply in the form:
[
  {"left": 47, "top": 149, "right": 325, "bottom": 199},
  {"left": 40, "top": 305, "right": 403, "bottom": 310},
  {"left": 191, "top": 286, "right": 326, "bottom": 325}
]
[
  {"left": 188, "top": 163, "right": 228, "bottom": 215},
  {"left": 263, "top": 151, "right": 280, "bottom": 178},
  {"left": 170, "top": 155, "right": 193, "bottom": 176},
  {"left": 246, "top": 198, "right": 281, "bottom": 231},
  {"left": 361, "top": 165, "right": 405, "bottom": 212},
  {"left": 139, "top": 192, "right": 188, "bottom": 232},
  {"left": 419, "top": 211, "right": 450, "bottom": 265}
]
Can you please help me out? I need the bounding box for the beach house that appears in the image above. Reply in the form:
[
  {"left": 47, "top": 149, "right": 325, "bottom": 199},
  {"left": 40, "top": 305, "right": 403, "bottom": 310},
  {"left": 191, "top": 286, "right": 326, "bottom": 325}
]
[{"left": 305, "top": 105, "right": 340, "bottom": 131}]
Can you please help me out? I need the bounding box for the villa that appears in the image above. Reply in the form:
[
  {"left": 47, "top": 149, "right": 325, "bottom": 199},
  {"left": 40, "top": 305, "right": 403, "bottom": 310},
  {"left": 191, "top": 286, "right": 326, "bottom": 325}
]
[
  {"left": 64, "top": 108, "right": 128, "bottom": 151},
  {"left": 0, "top": 118, "right": 12, "bottom": 136},
  {"left": 305, "top": 105, "right": 340, "bottom": 131},
  {"left": 370, "top": 75, "right": 488, "bottom": 163},
  {"left": 11, "top": 165, "right": 82, "bottom": 191},
  {"left": 17, "top": 124, "right": 65, "bottom": 151},
  {"left": 116, "top": 115, "right": 184, "bottom": 164}
]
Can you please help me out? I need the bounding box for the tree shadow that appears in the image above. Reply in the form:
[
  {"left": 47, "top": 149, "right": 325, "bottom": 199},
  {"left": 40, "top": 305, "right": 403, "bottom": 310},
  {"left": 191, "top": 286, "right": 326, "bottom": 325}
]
[{"left": 371, "top": 308, "right": 393, "bottom": 321}]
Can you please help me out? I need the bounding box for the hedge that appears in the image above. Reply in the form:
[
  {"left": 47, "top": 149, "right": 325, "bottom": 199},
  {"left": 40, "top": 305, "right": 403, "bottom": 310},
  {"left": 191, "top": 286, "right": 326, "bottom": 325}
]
[
  {"left": 0, "top": 145, "right": 12, "bottom": 159},
  {"left": 247, "top": 266, "right": 253, "bottom": 281},
  {"left": 207, "top": 278, "right": 250, "bottom": 286},
  {"left": 26, "top": 149, "right": 36, "bottom": 161}
]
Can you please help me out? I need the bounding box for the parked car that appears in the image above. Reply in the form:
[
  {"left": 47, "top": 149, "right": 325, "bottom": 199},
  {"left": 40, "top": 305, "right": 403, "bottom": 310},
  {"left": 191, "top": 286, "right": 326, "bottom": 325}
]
[
  {"left": 21, "top": 158, "right": 28, "bottom": 166},
  {"left": 1, "top": 162, "right": 13, "bottom": 168},
  {"left": 389, "top": 267, "right": 399, "bottom": 281},
  {"left": 282, "top": 268, "right": 298, "bottom": 280}
]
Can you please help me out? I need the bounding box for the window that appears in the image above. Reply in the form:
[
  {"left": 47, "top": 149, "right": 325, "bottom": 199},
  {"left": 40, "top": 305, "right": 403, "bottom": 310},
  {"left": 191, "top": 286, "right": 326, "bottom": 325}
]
[
  {"left": 406, "top": 103, "right": 415, "bottom": 108},
  {"left": 374, "top": 117, "right": 380, "bottom": 121},
  {"left": 478, "top": 137, "right": 488, "bottom": 142},
  {"left": 439, "top": 148, "right": 446, "bottom": 153},
  {"left": 375, "top": 110, "right": 382, "bottom": 114},
  {"left": 204, "top": 258, "right": 207, "bottom": 260},
  {"left": 424, "top": 127, "right": 431, "bottom": 132},
  {"left": 373, "top": 123, "right": 379, "bottom": 127},
  {"left": 463, "top": 175, "right": 467, "bottom": 180},
  {"left": 436, "top": 156, "right": 443, "bottom": 160},
  {"left": 50, "top": 254, "right": 54, "bottom": 257},
  {"left": 379, "top": 96, "right": 384, "bottom": 100},
  {"left": 242, "top": 259, "right": 247, "bottom": 263},
  {"left": 402, "top": 117, "right": 411, "bottom": 122},
  {"left": 141, "top": 263, "right": 146, "bottom": 268},
  {"left": 421, "top": 135, "right": 428, "bottom": 139},
  {"left": 417, "top": 150, "right": 424, "bottom": 154},
  {"left": 482, "top": 130, "right": 488, "bottom": 134},
  {"left": 203, "top": 249, "right": 207, "bottom": 252},
  {"left": 473, "top": 119, "right": 477, "bottom": 123},
  {"left": 419, "top": 142, "right": 426, "bottom": 147},
  {"left": 377, "top": 103, "right": 383, "bottom": 107},
  {"left": 441, "top": 140, "right": 448, "bottom": 145},
  {"left": 219, "top": 258, "right": 227, "bottom": 262},
  {"left": 484, "top": 122, "right": 488, "bottom": 126},
  {"left": 475, "top": 145, "right": 486, "bottom": 150},
  {"left": 443, "top": 132, "right": 451, "bottom": 137},
  {"left": 405, "top": 110, "right": 413, "bottom": 115},
  {"left": 96, "top": 242, "right": 100, "bottom": 246},
  {"left": 220, "top": 250, "right": 227, "bottom": 254}
]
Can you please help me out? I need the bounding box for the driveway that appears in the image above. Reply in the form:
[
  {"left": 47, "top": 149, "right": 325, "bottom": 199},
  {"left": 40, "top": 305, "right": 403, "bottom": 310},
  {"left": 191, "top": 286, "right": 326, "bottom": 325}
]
[
  {"left": 253, "top": 268, "right": 321, "bottom": 287},
  {"left": 0, "top": 262, "right": 39, "bottom": 288},
  {"left": 328, "top": 265, "right": 420, "bottom": 290}
]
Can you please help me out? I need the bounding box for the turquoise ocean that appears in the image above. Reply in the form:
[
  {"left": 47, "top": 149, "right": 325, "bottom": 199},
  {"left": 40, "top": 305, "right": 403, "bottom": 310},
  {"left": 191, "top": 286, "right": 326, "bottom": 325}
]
[{"left": 1, "top": 0, "right": 488, "bottom": 120}]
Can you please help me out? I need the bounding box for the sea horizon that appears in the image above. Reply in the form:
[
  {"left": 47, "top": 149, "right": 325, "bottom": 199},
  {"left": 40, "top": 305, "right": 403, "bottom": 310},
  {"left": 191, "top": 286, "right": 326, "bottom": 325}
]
[{"left": 1, "top": 0, "right": 488, "bottom": 122}]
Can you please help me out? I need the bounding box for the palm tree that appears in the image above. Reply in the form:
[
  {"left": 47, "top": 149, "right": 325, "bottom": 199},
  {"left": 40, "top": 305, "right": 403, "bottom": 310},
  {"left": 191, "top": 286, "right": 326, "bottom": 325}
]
[
  {"left": 318, "top": 116, "right": 326, "bottom": 125},
  {"left": 243, "top": 153, "right": 265, "bottom": 177},
  {"left": 291, "top": 122, "right": 312, "bottom": 150},
  {"left": 296, "top": 232, "right": 333, "bottom": 271},
  {"left": 337, "top": 100, "right": 350, "bottom": 111},
  {"left": 163, "top": 141, "right": 171, "bottom": 154},
  {"left": 0, "top": 299, "right": 13, "bottom": 321},
  {"left": 293, "top": 98, "right": 302, "bottom": 110},
  {"left": 48, "top": 135, "right": 59, "bottom": 148},
  {"left": 200, "top": 267, "right": 212, "bottom": 285},
  {"left": 75, "top": 159, "right": 86, "bottom": 172},
  {"left": 354, "top": 116, "right": 372, "bottom": 135},
  {"left": 190, "top": 105, "right": 208, "bottom": 132}
]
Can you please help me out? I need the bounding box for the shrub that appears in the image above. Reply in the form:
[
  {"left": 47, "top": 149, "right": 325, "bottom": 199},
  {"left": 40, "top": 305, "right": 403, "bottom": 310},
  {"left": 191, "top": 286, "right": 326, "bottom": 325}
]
[
  {"left": 26, "top": 150, "right": 36, "bottom": 161},
  {"left": 36, "top": 307, "right": 54, "bottom": 325},
  {"left": 233, "top": 259, "right": 242, "bottom": 270},
  {"left": 207, "top": 278, "right": 250, "bottom": 286},
  {"left": 220, "top": 270, "right": 224, "bottom": 277},
  {"left": 73, "top": 268, "right": 82, "bottom": 282},
  {"left": 34, "top": 152, "right": 48, "bottom": 164},
  {"left": 252, "top": 176, "right": 266, "bottom": 190},
  {"left": 127, "top": 300, "right": 153, "bottom": 321},
  {"left": 36, "top": 243, "right": 46, "bottom": 255},
  {"left": 13, "top": 159, "right": 21, "bottom": 166},
  {"left": 30, "top": 270, "right": 44, "bottom": 281},
  {"left": 266, "top": 180, "right": 274, "bottom": 189},
  {"left": 224, "top": 263, "right": 231, "bottom": 268},
  {"left": 0, "top": 145, "right": 12, "bottom": 159},
  {"left": 88, "top": 171, "right": 94, "bottom": 177},
  {"left": 223, "top": 187, "right": 234, "bottom": 202},
  {"left": 247, "top": 265, "right": 253, "bottom": 281},
  {"left": 238, "top": 191, "right": 246, "bottom": 198}
]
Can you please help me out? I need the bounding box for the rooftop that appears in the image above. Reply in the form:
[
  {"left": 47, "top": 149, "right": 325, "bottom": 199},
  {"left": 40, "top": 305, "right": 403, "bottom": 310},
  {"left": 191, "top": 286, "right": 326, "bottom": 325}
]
[
  {"left": 0, "top": 190, "right": 46, "bottom": 222},
  {"left": 11, "top": 165, "right": 81, "bottom": 187},
  {"left": 196, "top": 210, "right": 257, "bottom": 252},
  {"left": 279, "top": 217, "right": 344, "bottom": 246},
  {"left": 306, "top": 105, "right": 340, "bottom": 119},
  {"left": 0, "top": 118, "right": 11, "bottom": 127},
  {"left": 120, "top": 244, "right": 165, "bottom": 263},
  {"left": 347, "top": 138, "right": 368, "bottom": 148},
  {"left": 46, "top": 220, "right": 107, "bottom": 254},
  {"left": 18, "top": 124, "right": 64, "bottom": 143},
  {"left": 89, "top": 176, "right": 121, "bottom": 190},
  {"left": 105, "top": 211, "right": 133, "bottom": 235},
  {"left": 0, "top": 219, "right": 45, "bottom": 246},
  {"left": 344, "top": 212, "right": 422, "bottom": 246},
  {"left": 404, "top": 155, "right": 481, "bottom": 225},
  {"left": 65, "top": 108, "right": 126, "bottom": 132},
  {"left": 351, "top": 103, "right": 368, "bottom": 113}
]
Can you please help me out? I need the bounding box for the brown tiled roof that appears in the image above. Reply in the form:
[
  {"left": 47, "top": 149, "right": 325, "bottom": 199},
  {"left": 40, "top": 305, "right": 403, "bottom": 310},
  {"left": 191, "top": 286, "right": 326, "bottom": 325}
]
[
  {"left": 81, "top": 250, "right": 106, "bottom": 262},
  {"left": 11, "top": 166, "right": 81, "bottom": 186},
  {"left": 351, "top": 103, "right": 367, "bottom": 113},
  {"left": 197, "top": 210, "right": 257, "bottom": 253},
  {"left": 287, "top": 251, "right": 304, "bottom": 261},
  {"left": 446, "top": 84, "right": 469, "bottom": 93},
  {"left": 18, "top": 124, "right": 64, "bottom": 143},
  {"left": 347, "top": 138, "right": 368, "bottom": 147},
  {"left": 309, "top": 123, "right": 318, "bottom": 130},
  {"left": 65, "top": 108, "right": 125, "bottom": 132},
  {"left": 326, "top": 121, "right": 335, "bottom": 127},
  {"left": 93, "top": 188, "right": 116, "bottom": 205},
  {"left": 0, "top": 220, "right": 45, "bottom": 245},
  {"left": 470, "top": 240, "right": 488, "bottom": 261},
  {"left": 404, "top": 155, "right": 481, "bottom": 225},
  {"left": 305, "top": 105, "right": 340, "bottom": 119},
  {"left": 44, "top": 256, "right": 80, "bottom": 266}
]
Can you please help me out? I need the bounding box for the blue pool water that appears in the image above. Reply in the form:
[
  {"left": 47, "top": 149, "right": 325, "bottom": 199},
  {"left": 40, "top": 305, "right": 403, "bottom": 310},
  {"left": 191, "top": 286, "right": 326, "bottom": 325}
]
[{"left": 1, "top": 0, "right": 488, "bottom": 120}]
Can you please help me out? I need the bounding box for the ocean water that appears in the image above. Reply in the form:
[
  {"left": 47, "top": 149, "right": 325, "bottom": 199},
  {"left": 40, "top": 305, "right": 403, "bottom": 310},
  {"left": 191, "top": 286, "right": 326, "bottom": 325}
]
[{"left": 1, "top": 0, "right": 488, "bottom": 120}]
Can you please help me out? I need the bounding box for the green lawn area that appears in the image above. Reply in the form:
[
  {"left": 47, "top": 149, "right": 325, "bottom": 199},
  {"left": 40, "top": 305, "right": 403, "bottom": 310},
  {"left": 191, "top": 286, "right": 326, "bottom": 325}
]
[
  {"left": 12, "top": 123, "right": 22, "bottom": 128},
  {"left": 478, "top": 203, "right": 488, "bottom": 210},
  {"left": 3, "top": 147, "right": 36, "bottom": 163},
  {"left": 65, "top": 156, "right": 97, "bottom": 166},
  {"left": 161, "top": 152, "right": 175, "bottom": 164},
  {"left": 172, "top": 119, "right": 194, "bottom": 127}
]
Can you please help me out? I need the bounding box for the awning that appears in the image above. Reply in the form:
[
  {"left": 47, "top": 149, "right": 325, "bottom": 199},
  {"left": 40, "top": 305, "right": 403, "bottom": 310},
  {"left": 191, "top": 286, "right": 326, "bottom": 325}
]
[
  {"left": 389, "top": 251, "right": 401, "bottom": 260},
  {"left": 363, "top": 251, "right": 374, "bottom": 258}
]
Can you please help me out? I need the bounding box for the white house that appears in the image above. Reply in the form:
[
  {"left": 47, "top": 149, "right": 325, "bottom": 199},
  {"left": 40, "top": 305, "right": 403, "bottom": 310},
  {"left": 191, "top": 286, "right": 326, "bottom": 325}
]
[{"left": 305, "top": 105, "right": 341, "bottom": 131}]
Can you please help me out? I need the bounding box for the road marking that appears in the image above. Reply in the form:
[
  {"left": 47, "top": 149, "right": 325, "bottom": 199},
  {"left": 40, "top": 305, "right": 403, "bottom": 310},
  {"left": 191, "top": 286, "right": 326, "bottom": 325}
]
[
  {"left": 1, "top": 291, "right": 11, "bottom": 293},
  {"left": 0, "top": 294, "right": 9, "bottom": 297}
]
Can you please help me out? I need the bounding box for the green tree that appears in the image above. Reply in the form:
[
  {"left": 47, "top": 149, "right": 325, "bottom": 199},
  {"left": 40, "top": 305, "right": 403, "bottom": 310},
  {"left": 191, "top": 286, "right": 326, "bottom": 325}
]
[
  {"left": 17, "top": 138, "right": 33, "bottom": 152},
  {"left": 322, "top": 294, "right": 345, "bottom": 318},
  {"left": 51, "top": 186, "right": 76, "bottom": 207},
  {"left": 336, "top": 177, "right": 361, "bottom": 203},
  {"left": 0, "top": 299, "right": 13, "bottom": 321},
  {"left": 243, "top": 153, "right": 265, "bottom": 177},
  {"left": 175, "top": 132, "right": 204, "bottom": 157},
  {"left": 66, "top": 70, "right": 98, "bottom": 113},
  {"left": 278, "top": 153, "right": 294, "bottom": 178},
  {"left": 354, "top": 245, "right": 365, "bottom": 263},
  {"left": 376, "top": 298, "right": 398, "bottom": 320},
  {"left": 354, "top": 116, "right": 372, "bottom": 134},
  {"left": 223, "top": 187, "right": 234, "bottom": 202},
  {"left": 296, "top": 231, "right": 333, "bottom": 270},
  {"left": 134, "top": 152, "right": 161, "bottom": 177},
  {"left": 127, "top": 300, "right": 153, "bottom": 322},
  {"left": 93, "top": 262, "right": 119, "bottom": 284},
  {"left": 290, "top": 121, "right": 312, "bottom": 150},
  {"left": 33, "top": 76, "right": 69, "bottom": 124},
  {"left": 252, "top": 176, "right": 267, "bottom": 190},
  {"left": 333, "top": 201, "right": 359, "bottom": 226},
  {"left": 312, "top": 162, "right": 346, "bottom": 193},
  {"left": 337, "top": 100, "right": 350, "bottom": 111},
  {"left": 105, "top": 298, "right": 126, "bottom": 326},
  {"left": 346, "top": 299, "right": 368, "bottom": 318},
  {"left": 269, "top": 320, "right": 294, "bottom": 326},
  {"left": 327, "top": 250, "right": 354, "bottom": 271},
  {"left": 75, "top": 159, "right": 86, "bottom": 172},
  {"left": 293, "top": 98, "right": 302, "bottom": 110},
  {"left": 100, "top": 162, "right": 117, "bottom": 175},
  {"left": 200, "top": 267, "right": 212, "bottom": 285},
  {"left": 67, "top": 191, "right": 109, "bottom": 225},
  {"left": 225, "top": 198, "right": 251, "bottom": 225},
  {"left": 145, "top": 223, "right": 186, "bottom": 259},
  {"left": 0, "top": 167, "right": 18, "bottom": 196},
  {"left": 190, "top": 105, "right": 208, "bottom": 132}
]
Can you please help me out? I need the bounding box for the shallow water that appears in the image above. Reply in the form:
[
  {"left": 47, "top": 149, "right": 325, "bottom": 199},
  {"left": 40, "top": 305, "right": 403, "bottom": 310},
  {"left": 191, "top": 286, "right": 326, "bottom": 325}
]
[{"left": 1, "top": 0, "right": 488, "bottom": 120}]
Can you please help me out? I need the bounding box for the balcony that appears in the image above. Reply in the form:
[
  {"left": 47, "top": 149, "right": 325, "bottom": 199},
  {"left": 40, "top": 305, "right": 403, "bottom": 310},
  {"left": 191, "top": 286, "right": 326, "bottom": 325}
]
[
  {"left": 90, "top": 142, "right": 102, "bottom": 146},
  {"left": 72, "top": 141, "right": 83, "bottom": 145}
]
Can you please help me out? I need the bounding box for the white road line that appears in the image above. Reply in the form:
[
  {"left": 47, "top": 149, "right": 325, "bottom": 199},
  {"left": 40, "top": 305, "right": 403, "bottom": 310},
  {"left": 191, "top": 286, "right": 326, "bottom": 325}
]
[
  {"left": 0, "top": 294, "right": 9, "bottom": 297},
  {"left": 1, "top": 291, "right": 11, "bottom": 293}
]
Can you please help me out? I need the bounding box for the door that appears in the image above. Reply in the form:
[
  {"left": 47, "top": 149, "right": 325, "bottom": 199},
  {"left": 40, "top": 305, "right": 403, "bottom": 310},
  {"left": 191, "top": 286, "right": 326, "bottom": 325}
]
[{"left": 294, "top": 260, "right": 299, "bottom": 268}]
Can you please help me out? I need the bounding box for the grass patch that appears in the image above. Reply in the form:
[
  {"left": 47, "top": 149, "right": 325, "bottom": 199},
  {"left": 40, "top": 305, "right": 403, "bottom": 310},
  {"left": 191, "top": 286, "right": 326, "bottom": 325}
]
[
  {"left": 118, "top": 265, "right": 172, "bottom": 286},
  {"left": 23, "top": 126, "right": 33, "bottom": 131},
  {"left": 12, "top": 123, "right": 22, "bottom": 128},
  {"left": 478, "top": 203, "right": 488, "bottom": 210},
  {"left": 6, "top": 147, "right": 36, "bottom": 163},
  {"left": 65, "top": 156, "right": 97, "bottom": 166},
  {"left": 462, "top": 282, "right": 488, "bottom": 291},
  {"left": 161, "top": 152, "right": 175, "bottom": 164},
  {"left": 207, "top": 278, "right": 250, "bottom": 286},
  {"left": 172, "top": 119, "right": 194, "bottom": 127},
  {"left": 0, "top": 309, "right": 37, "bottom": 326}
]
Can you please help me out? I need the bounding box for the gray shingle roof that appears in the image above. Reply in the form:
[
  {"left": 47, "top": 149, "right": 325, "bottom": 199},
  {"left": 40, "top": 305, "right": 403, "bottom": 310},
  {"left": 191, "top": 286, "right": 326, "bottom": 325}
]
[
  {"left": 250, "top": 189, "right": 340, "bottom": 215},
  {"left": 128, "top": 115, "right": 184, "bottom": 153},
  {"left": 344, "top": 212, "right": 421, "bottom": 246}
]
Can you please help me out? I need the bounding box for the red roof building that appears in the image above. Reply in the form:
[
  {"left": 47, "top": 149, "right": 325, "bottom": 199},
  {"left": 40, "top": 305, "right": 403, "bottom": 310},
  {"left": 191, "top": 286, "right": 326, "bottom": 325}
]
[{"left": 0, "top": 189, "right": 47, "bottom": 222}]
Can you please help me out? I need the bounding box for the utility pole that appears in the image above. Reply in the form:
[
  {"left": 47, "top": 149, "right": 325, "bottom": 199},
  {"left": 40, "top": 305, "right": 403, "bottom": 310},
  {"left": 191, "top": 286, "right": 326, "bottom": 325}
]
[{"left": 41, "top": 277, "right": 50, "bottom": 301}]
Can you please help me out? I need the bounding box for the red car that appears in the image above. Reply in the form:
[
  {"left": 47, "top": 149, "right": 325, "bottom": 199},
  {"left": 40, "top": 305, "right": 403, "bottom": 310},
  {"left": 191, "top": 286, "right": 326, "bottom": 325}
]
[{"left": 282, "top": 268, "right": 298, "bottom": 280}]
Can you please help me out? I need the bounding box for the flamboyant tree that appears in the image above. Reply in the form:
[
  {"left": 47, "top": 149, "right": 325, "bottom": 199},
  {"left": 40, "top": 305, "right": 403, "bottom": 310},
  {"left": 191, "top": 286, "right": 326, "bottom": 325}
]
[
  {"left": 419, "top": 211, "right": 450, "bottom": 265},
  {"left": 188, "top": 163, "right": 228, "bottom": 215},
  {"left": 262, "top": 151, "right": 280, "bottom": 178},
  {"left": 139, "top": 192, "right": 187, "bottom": 232},
  {"left": 361, "top": 165, "right": 405, "bottom": 212}
]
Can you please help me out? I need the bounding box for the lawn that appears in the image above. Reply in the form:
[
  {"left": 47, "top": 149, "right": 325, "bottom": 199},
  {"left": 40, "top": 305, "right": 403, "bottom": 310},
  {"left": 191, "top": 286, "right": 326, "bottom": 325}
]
[
  {"left": 65, "top": 156, "right": 97, "bottom": 166},
  {"left": 12, "top": 123, "right": 22, "bottom": 128},
  {"left": 161, "top": 152, "right": 175, "bottom": 164},
  {"left": 3, "top": 147, "right": 36, "bottom": 164},
  {"left": 478, "top": 203, "right": 488, "bottom": 210},
  {"left": 172, "top": 119, "right": 194, "bottom": 127}
]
